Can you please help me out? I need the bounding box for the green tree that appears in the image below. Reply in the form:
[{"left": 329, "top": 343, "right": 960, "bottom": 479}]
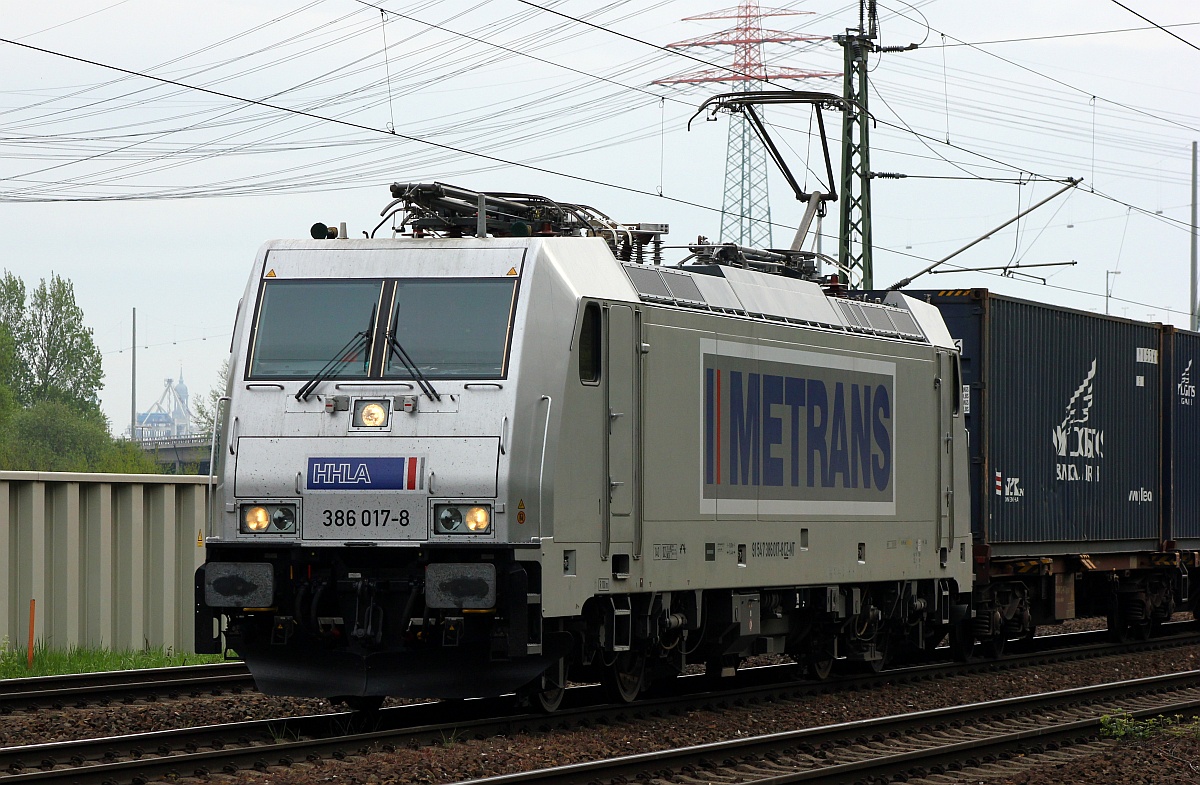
[
  {"left": 22, "top": 273, "right": 104, "bottom": 412},
  {"left": 0, "top": 401, "right": 158, "bottom": 473},
  {"left": 192, "top": 357, "right": 230, "bottom": 437},
  {"left": 0, "top": 270, "right": 158, "bottom": 473},
  {"left": 0, "top": 271, "right": 104, "bottom": 411},
  {"left": 0, "top": 275, "right": 28, "bottom": 394}
]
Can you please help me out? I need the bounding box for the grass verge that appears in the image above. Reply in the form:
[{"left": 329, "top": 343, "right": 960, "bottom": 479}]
[
  {"left": 1101, "top": 711, "right": 1200, "bottom": 741},
  {"left": 0, "top": 636, "right": 225, "bottom": 679}
]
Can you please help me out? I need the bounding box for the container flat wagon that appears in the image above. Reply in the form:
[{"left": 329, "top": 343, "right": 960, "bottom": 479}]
[
  {"left": 902, "top": 289, "right": 1183, "bottom": 643},
  {"left": 1163, "top": 326, "right": 1200, "bottom": 551}
]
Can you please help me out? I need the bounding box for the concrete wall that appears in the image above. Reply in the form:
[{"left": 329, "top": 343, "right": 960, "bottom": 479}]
[{"left": 0, "top": 472, "right": 209, "bottom": 654}]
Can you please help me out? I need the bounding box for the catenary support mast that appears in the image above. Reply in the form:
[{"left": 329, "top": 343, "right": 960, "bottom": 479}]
[
  {"left": 655, "top": 2, "right": 837, "bottom": 248},
  {"left": 834, "top": 2, "right": 876, "bottom": 289}
]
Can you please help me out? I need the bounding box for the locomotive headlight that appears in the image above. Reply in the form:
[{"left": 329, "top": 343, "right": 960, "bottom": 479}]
[
  {"left": 353, "top": 399, "right": 390, "bottom": 428},
  {"left": 271, "top": 506, "right": 296, "bottom": 531},
  {"left": 243, "top": 505, "right": 270, "bottom": 532},
  {"left": 240, "top": 504, "right": 298, "bottom": 534},
  {"left": 437, "top": 506, "right": 464, "bottom": 532},
  {"left": 434, "top": 504, "right": 492, "bottom": 535},
  {"left": 464, "top": 506, "right": 491, "bottom": 532}
]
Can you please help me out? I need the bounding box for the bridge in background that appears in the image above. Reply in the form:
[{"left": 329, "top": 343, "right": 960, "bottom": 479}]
[{"left": 134, "top": 435, "right": 211, "bottom": 473}]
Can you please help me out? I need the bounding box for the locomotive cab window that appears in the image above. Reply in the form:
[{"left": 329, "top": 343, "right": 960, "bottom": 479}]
[
  {"left": 248, "top": 279, "right": 383, "bottom": 379},
  {"left": 578, "top": 302, "right": 601, "bottom": 384},
  {"left": 383, "top": 278, "right": 518, "bottom": 380},
  {"left": 247, "top": 276, "right": 518, "bottom": 381}
]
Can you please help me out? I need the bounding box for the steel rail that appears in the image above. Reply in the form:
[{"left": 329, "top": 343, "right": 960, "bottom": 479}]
[
  {"left": 0, "top": 662, "right": 253, "bottom": 710},
  {"left": 2, "top": 625, "right": 1197, "bottom": 783},
  {"left": 444, "top": 670, "right": 1200, "bottom": 785}
]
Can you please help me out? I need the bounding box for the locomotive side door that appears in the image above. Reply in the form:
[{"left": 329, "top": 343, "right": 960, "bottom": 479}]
[
  {"left": 604, "top": 304, "right": 639, "bottom": 561},
  {"left": 935, "top": 349, "right": 958, "bottom": 562}
]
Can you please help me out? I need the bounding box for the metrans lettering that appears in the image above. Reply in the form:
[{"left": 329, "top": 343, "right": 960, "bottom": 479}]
[{"left": 702, "top": 350, "right": 894, "bottom": 507}]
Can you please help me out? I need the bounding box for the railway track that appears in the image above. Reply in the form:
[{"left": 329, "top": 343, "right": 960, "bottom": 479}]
[
  {"left": 2, "top": 627, "right": 1198, "bottom": 783},
  {"left": 0, "top": 621, "right": 1185, "bottom": 713},
  {"left": 0, "top": 662, "right": 253, "bottom": 712},
  {"left": 449, "top": 670, "right": 1200, "bottom": 785}
]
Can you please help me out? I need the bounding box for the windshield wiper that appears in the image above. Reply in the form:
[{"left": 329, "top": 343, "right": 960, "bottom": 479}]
[
  {"left": 295, "top": 307, "right": 375, "bottom": 401},
  {"left": 386, "top": 314, "right": 441, "bottom": 401}
]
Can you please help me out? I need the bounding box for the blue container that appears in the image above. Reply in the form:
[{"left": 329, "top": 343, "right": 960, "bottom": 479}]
[
  {"left": 906, "top": 289, "right": 1162, "bottom": 555},
  {"left": 1163, "top": 326, "right": 1200, "bottom": 546}
]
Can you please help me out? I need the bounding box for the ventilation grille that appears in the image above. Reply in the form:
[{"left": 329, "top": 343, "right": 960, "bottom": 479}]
[{"left": 620, "top": 264, "right": 926, "bottom": 343}]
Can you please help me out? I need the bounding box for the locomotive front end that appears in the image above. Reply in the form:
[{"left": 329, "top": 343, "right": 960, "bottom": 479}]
[{"left": 196, "top": 238, "right": 553, "bottom": 701}]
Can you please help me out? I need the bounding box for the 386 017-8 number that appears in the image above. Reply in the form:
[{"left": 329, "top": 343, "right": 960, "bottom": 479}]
[{"left": 322, "top": 509, "right": 410, "bottom": 527}]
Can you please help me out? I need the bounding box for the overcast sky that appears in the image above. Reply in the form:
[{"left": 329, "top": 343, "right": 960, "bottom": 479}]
[{"left": 3, "top": 0, "right": 1197, "bottom": 433}]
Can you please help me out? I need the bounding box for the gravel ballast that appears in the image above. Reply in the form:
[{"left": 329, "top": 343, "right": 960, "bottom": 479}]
[{"left": 3, "top": 638, "right": 1198, "bottom": 783}]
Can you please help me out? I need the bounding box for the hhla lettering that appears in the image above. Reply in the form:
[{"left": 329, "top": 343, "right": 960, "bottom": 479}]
[{"left": 311, "top": 462, "right": 372, "bottom": 485}]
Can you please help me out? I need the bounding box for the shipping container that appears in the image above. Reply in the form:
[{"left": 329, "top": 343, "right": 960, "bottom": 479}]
[
  {"left": 884, "top": 290, "right": 1163, "bottom": 555},
  {"left": 1163, "top": 326, "right": 1200, "bottom": 546}
]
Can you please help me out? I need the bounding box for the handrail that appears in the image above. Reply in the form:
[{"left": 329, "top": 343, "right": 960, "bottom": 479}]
[
  {"left": 206, "top": 396, "right": 231, "bottom": 538},
  {"left": 228, "top": 416, "right": 239, "bottom": 456},
  {"left": 500, "top": 415, "right": 509, "bottom": 456},
  {"left": 538, "top": 395, "right": 552, "bottom": 538}
]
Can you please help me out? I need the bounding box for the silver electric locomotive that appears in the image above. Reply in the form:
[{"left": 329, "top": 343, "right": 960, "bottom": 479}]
[{"left": 197, "top": 182, "right": 974, "bottom": 709}]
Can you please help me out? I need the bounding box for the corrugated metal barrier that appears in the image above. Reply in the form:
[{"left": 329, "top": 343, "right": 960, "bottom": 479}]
[{"left": 0, "top": 472, "right": 209, "bottom": 654}]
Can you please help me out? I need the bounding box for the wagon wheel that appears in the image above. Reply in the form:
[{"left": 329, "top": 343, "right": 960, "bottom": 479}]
[
  {"left": 606, "top": 651, "right": 646, "bottom": 703},
  {"left": 949, "top": 621, "right": 977, "bottom": 663},
  {"left": 981, "top": 635, "right": 1005, "bottom": 659},
  {"left": 1107, "top": 607, "right": 1151, "bottom": 643}
]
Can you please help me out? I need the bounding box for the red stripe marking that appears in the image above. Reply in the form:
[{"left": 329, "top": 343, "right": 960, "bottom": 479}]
[{"left": 407, "top": 457, "right": 418, "bottom": 490}]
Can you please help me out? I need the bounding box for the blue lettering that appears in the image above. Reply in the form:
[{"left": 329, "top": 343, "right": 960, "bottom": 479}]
[
  {"left": 872, "top": 384, "right": 892, "bottom": 491},
  {"left": 850, "top": 384, "right": 872, "bottom": 490},
  {"left": 704, "top": 358, "right": 893, "bottom": 502},
  {"left": 762, "top": 374, "right": 784, "bottom": 487},
  {"left": 730, "top": 371, "right": 760, "bottom": 486},
  {"left": 785, "top": 376, "right": 806, "bottom": 487},
  {"left": 807, "top": 379, "right": 829, "bottom": 487},
  {"left": 828, "top": 382, "right": 851, "bottom": 488}
]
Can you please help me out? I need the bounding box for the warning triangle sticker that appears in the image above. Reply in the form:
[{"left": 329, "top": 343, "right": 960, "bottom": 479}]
[
  {"left": 506, "top": 267, "right": 518, "bottom": 276},
  {"left": 517, "top": 499, "right": 526, "bottom": 510},
  {"left": 196, "top": 529, "right": 203, "bottom": 547},
  {"left": 265, "top": 269, "right": 277, "bottom": 278}
]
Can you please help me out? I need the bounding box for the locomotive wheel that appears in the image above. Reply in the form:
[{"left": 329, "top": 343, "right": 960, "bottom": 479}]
[
  {"left": 807, "top": 650, "right": 834, "bottom": 680},
  {"left": 528, "top": 659, "right": 567, "bottom": 713},
  {"left": 807, "top": 657, "right": 833, "bottom": 680},
  {"left": 606, "top": 652, "right": 646, "bottom": 703},
  {"left": 805, "top": 634, "right": 836, "bottom": 680},
  {"left": 865, "top": 644, "right": 889, "bottom": 674},
  {"left": 533, "top": 683, "right": 565, "bottom": 713},
  {"left": 338, "top": 695, "right": 384, "bottom": 713}
]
